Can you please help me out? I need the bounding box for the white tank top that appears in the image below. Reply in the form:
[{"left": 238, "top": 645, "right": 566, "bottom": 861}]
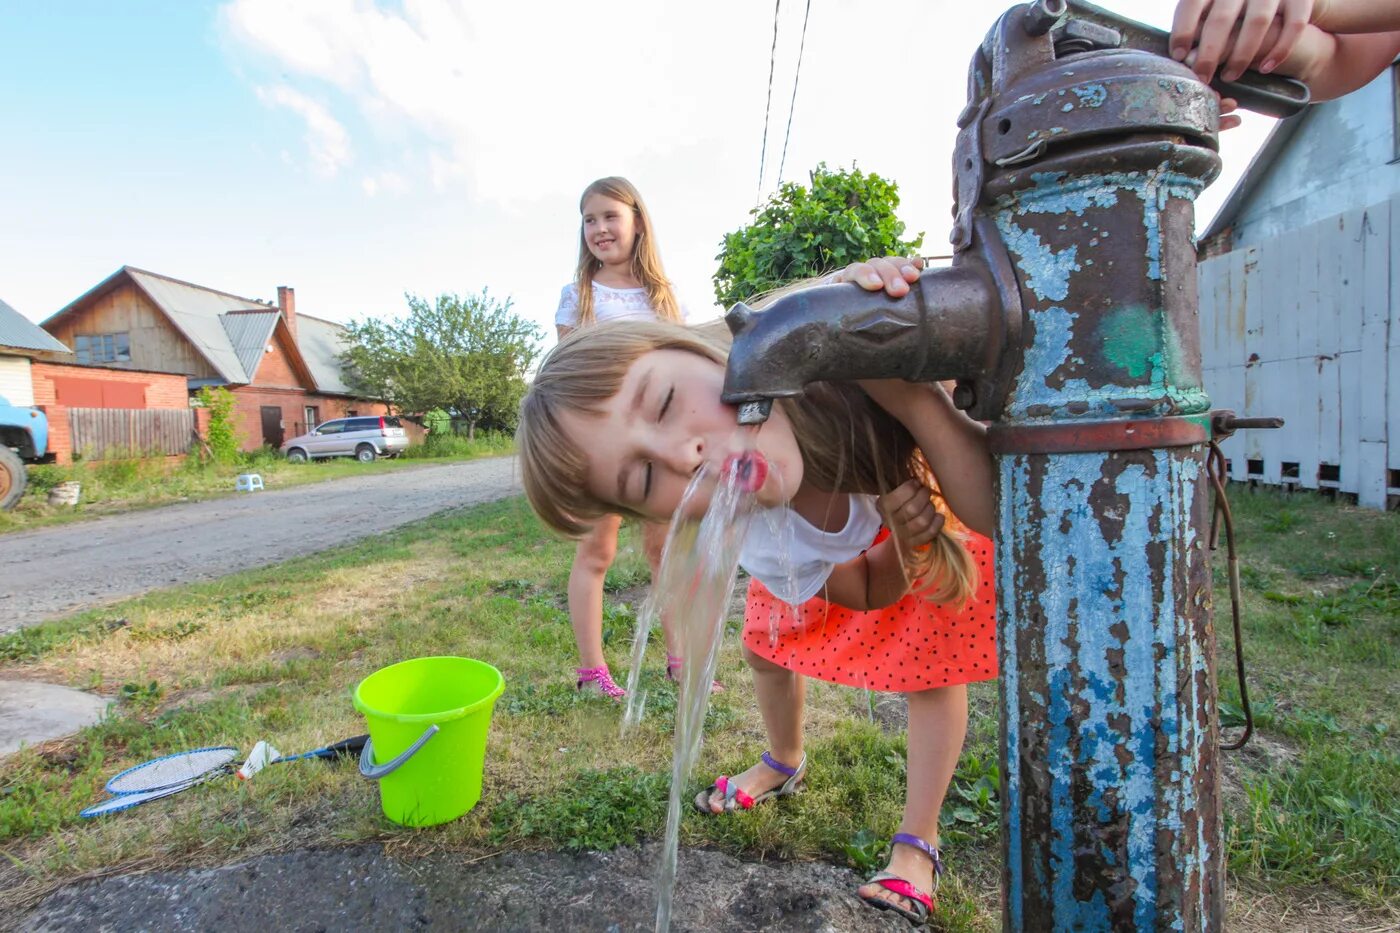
[{"left": 739, "top": 494, "right": 882, "bottom": 606}]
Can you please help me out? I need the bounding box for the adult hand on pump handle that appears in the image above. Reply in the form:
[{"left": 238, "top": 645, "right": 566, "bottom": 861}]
[
  {"left": 1170, "top": 0, "right": 1314, "bottom": 84},
  {"left": 1170, "top": 0, "right": 1400, "bottom": 105}
]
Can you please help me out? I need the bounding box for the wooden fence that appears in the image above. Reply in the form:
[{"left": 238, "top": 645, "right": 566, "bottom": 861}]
[
  {"left": 1198, "top": 197, "right": 1398, "bottom": 509},
  {"left": 68, "top": 407, "right": 195, "bottom": 460}
]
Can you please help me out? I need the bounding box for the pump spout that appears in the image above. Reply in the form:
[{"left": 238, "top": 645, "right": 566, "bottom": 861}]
[{"left": 721, "top": 264, "right": 1002, "bottom": 422}]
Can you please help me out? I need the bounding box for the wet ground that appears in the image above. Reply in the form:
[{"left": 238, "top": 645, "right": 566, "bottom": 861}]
[{"left": 20, "top": 843, "right": 912, "bottom": 932}]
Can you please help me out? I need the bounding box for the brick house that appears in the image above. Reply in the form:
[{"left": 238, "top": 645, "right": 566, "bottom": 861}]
[
  {"left": 3, "top": 297, "right": 196, "bottom": 464},
  {"left": 41, "top": 267, "right": 399, "bottom": 452},
  {"left": 31, "top": 360, "right": 192, "bottom": 464}
]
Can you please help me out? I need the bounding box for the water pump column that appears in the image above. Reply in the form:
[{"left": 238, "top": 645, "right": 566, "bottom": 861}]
[{"left": 964, "top": 4, "right": 1228, "bottom": 928}]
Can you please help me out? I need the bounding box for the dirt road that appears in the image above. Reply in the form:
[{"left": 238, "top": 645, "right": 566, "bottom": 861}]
[{"left": 0, "top": 457, "right": 518, "bottom": 633}]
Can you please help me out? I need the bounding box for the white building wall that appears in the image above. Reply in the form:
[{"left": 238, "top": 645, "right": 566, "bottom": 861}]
[{"left": 0, "top": 355, "right": 34, "bottom": 407}]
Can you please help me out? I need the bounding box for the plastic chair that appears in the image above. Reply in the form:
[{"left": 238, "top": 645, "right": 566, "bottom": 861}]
[{"left": 235, "top": 473, "right": 264, "bottom": 492}]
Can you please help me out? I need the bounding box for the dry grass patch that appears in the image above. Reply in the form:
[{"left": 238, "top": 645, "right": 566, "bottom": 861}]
[{"left": 3, "top": 491, "right": 1396, "bottom": 931}]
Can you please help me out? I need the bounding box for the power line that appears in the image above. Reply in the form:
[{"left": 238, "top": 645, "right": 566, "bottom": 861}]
[
  {"left": 756, "top": 0, "right": 782, "bottom": 205},
  {"left": 775, "top": 0, "right": 812, "bottom": 189}
]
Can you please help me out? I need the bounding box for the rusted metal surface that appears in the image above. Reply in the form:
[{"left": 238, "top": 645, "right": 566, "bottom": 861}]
[
  {"left": 977, "top": 3, "right": 1231, "bottom": 925},
  {"left": 988, "top": 414, "right": 1208, "bottom": 454},
  {"left": 723, "top": 217, "right": 1024, "bottom": 424},
  {"left": 997, "top": 447, "right": 1218, "bottom": 930},
  {"left": 723, "top": 267, "right": 993, "bottom": 403}
]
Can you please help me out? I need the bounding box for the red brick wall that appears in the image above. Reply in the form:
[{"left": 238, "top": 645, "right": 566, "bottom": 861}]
[
  {"left": 31, "top": 361, "right": 190, "bottom": 464},
  {"left": 250, "top": 330, "right": 304, "bottom": 388},
  {"left": 228, "top": 386, "right": 410, "bottom": 451}
]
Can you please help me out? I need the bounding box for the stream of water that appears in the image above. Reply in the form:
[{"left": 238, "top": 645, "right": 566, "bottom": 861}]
[{"left": 620, "top": 448, "right": 763, "bottom": 932}]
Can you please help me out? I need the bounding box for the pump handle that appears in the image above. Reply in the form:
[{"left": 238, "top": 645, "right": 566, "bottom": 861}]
[{"left": 1059, "top": 0, "right": 1310, "bottom": 118}]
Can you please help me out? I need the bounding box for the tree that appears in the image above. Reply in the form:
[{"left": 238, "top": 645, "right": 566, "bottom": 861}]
[
  {"left": 340, "top": 290, "right": 543, "bottom": 438},
  {"left": 712, "top": 163, "right": 924, "bottom": 307}
]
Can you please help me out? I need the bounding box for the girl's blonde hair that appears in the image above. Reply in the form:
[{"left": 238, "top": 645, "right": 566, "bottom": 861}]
[
  {"left": 518, "top": 319, "right": 979, "bottom": 606},
  {"left": 574, "top": 177, "right": 683, "bottom": 326}
]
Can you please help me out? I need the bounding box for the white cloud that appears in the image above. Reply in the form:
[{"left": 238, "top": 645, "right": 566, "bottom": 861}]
[
  {"left": 255, "top": 84, "right": 353, "bottom": 177},
  {"left": 218, "top": 0, "right": 1276, "bottom": 335},
  {"left": 361, "top": 170, "right": 409, "bottom": 197}
]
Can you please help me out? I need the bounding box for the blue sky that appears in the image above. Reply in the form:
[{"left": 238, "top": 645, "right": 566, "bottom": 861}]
[{"left": 1, "top": 1, "right": 1276, "bottom": 340}]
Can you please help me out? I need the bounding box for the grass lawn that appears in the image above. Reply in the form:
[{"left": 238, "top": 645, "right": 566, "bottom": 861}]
[
  {"left": 0, "top": 432, "right": 513, "bottom": 536},
  {"left": 0, "top": 487, "right": 1395, "bottom": 930}
]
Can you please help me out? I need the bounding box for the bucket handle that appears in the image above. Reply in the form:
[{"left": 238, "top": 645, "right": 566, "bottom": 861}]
[{"left": 358, "top": 724, "right": 439, "bottom": 780}]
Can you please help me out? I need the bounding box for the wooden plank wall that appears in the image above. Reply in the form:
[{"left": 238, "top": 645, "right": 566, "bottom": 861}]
[
  {"left": 45, "top": 281, "right": 219, "bottom": 380},
  {"left": 68, "top": 408, "right": 195, "bottom": 460},
  {"left": 1198, "top": 197, "right": 1397, "bottom": 509}
]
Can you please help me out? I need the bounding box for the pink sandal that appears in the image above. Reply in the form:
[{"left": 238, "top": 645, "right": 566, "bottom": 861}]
[
  {"left": 859, "top": 832, "right": 944, "bottom": 925},
  {"left": 666, "top": 654, "right": 723, "bottom": 693},
  {"left": 692, "top": 751, "right": 806, "bottom": 813},
  {"left": 575, "top": 664, "right": 626, "bottom": 699}
]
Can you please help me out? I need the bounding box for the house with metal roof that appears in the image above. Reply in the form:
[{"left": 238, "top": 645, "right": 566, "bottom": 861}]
[
  {"left": 1, "top": 295, "right": 70, "bottom": 411},
  {"left": 41, "top": 266, "right": 395, "bottom": 451},
  {"left": 1195, "top": 62, "right": 1399, "bottom": 509}
]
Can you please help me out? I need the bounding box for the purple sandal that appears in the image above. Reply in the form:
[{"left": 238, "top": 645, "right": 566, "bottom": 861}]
[
  {"left": 575, "top": 664, "right": 626, "bottom": 699},
  {"left": 693, "top": 751, "right": 806, "bottom": 813},
  {"left": 859, "top": 832, "right": 945, "bottom": 925}
]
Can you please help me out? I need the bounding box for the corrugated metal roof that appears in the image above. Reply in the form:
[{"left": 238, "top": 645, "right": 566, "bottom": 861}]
[
  {"left": 44, "top": 266, "right": 363, "bottom": 396},
  {"left": 296, "top": 314, "right": 353, "bottom": 395},
  {"left": 127, "top": 269, "right": 269, "bottom": 383},
  {"left": 220, "top": 310, "right": 281, "bottom": 384},
  {"left": 0, "top": 296, "right": 71, "bottom": 355}
]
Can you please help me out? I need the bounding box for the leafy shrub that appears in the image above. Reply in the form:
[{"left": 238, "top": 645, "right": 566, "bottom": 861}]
[
  {"left": 713, "top": 162, "right": 924, "bottom": 306},
  {"left": 198, "top": 386, "right": 239, "bottom": 464}
]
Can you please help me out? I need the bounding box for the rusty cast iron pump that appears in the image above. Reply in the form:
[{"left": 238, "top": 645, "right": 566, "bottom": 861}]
[{"left": 721, "top": 2, "right": 1306, "bottom": 929}]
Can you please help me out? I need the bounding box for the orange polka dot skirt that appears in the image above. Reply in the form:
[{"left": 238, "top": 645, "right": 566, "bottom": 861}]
[{"left": 742, "top": 529, "right": 998, "bottom": 693}]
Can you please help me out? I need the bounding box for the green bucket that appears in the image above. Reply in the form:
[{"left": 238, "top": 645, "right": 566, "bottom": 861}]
[{"left": 353, "top": 656, "right": 505, "bottom": 827}]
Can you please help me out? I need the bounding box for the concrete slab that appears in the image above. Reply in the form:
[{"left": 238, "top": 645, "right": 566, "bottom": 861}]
[{"left": 0, "top": 679, "right": 109, "bottom": 755}]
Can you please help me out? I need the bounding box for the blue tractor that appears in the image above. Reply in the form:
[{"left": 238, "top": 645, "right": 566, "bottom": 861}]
[{"left": 0, "top": 393, "right": 48, "bottom": 510}]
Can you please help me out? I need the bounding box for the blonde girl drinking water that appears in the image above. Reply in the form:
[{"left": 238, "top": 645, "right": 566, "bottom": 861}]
[
  {"left": 555, "top": 176, "right": 707, "bottom": 699},
  {"left": 520, "top": 258, "right": 997, "bottom": 925}
]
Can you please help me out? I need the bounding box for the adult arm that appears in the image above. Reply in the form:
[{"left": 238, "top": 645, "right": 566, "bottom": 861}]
[{"left": 1171, "top": 0, "right": 1400, "bottom": 101}]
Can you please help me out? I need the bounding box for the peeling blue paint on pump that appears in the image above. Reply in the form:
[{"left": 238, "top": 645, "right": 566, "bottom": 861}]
[
  {"left": 999, "top": 445, "right": 1214, "bottom": 931},
  {"left": 970, "top": 8, "right": 1232, "bottom": 921}
]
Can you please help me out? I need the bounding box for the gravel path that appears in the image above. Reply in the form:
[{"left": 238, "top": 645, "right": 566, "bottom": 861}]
[{"left": 0, "top": 457, "right": 519, "bottom": 633}]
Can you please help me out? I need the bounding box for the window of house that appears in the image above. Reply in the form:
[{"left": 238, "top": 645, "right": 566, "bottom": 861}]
[{"left": 74, "top": 333, "right": 131, "bottom": 364}]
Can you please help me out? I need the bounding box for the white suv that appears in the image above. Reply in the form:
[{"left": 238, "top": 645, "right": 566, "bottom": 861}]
[{"left": 281, "top": 416, "right": 409, "bottom": 463}]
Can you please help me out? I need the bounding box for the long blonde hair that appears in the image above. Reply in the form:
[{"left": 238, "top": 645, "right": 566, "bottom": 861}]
[
  {"left": 574, "top": 177, "right": 683, "bottom": 326},
  {"left": 517, "top": 319, "right": 978, "bottom": 606}
]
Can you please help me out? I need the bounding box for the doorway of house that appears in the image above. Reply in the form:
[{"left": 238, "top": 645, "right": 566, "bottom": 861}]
[{"left": 261, "top": 406, "right": 284, "bottom": 448}]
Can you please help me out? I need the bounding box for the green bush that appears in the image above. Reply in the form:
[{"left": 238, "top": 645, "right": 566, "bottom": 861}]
[
  {"left": 198, "top": 386, "right": 238, "bottom": 464},
  {"left": 713, "top": 162, "right": 924, "bottom": 306},
  {"left": 400, "top": 431, "right": 513, "bottom": 460}
]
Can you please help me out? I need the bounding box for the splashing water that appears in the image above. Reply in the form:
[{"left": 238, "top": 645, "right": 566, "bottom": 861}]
[{"left": 620, "top": 449, "right": 763, "bottom": 933}]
